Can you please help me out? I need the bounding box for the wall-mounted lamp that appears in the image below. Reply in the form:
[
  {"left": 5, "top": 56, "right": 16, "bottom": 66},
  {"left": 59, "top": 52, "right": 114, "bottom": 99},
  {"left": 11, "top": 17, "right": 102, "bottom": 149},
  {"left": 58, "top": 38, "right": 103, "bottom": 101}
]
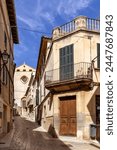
[
  {"left": 1, "top": 50, "right": 10, "bottom": 65},
  {"left": 0, "top": 50, "right": 10, "bottom": 86}
]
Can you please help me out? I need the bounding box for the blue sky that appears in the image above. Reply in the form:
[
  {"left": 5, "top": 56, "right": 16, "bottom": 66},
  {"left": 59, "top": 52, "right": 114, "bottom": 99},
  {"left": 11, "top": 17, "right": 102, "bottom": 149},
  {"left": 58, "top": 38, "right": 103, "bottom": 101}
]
[{"left": 14, "top": 0, "right": 100, "bottom": 69}]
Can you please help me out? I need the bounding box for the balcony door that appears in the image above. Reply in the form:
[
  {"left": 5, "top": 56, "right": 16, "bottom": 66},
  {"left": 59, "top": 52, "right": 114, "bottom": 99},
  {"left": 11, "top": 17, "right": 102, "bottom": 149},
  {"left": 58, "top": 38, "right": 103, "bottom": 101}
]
[{"left": 60, "top": 44, "right": 74, "bottom": 80}]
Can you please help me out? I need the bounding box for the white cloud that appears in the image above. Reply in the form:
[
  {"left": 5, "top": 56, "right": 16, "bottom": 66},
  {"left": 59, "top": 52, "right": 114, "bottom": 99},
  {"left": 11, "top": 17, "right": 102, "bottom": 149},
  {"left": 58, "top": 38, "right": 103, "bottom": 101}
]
[
  {"left": 40, "top": 12, "right": 55, "bottom": 26},
  {"left": 17, "top": 0, "right": 93, "bottom": 29},
  {"left": 17, "top": 15, "right": 43, "bottom": 29},
  {"left": 17, "top": 15, "right": 31, "bottom": 28},
  {"left": 34, "top": 0, "right": 93, "bottom": 26},
  {"left": 57, "top": 0, "right": 92, "bottom": 16}
]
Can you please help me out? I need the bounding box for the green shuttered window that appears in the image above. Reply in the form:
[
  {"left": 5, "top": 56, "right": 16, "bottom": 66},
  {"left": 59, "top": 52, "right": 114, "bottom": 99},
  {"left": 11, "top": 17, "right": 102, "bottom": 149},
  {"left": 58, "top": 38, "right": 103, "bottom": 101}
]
[{"left": 60, "top": 44, "right": 74, "bottom": 80}]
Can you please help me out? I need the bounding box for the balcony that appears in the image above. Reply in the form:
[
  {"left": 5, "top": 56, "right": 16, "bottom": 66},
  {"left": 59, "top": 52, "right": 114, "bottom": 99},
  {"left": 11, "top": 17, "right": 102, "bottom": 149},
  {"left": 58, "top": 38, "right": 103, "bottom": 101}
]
[
  {"left": 52, "top": 16, "right": 100, "bottom": 40},
  {"left": 45, "top": 62, "right": 93, "bottom": 92}
]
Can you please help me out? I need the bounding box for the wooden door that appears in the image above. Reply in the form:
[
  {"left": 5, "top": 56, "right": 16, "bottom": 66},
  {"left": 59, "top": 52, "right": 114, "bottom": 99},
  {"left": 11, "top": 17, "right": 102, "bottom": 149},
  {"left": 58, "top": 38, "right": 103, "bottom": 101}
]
[
  {"left": 96, "top": 95, "right": 100, "bottom": 141},
  {"left": 59, "top": 96, "right": 76, "bottom": 136}
]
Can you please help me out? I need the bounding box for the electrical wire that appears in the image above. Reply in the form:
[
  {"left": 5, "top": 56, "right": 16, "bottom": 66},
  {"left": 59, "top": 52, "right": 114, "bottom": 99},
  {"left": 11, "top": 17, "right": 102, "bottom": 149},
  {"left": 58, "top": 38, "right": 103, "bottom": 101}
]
[
  {"left": 0, "top": 21, "right": 52, "bottom": 35},
  {"left": 18, "top": 27, "right": 51, "bottom": 35},
  {"left": 0, "top": 21, "right": 95, "bottom": 37}
]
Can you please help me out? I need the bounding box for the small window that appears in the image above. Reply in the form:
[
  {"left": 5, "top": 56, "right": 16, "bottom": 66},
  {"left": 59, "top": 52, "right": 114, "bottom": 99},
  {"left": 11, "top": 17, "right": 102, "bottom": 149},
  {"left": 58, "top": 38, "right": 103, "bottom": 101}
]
[
  {"left": 4, "top": 31, "right": 7, "bottom": 48},
  {"left": 48, "top": 99, "right": 50, "bottom": 105},
  {"left": 22, "top": 101, "right": 26, "bottom": 108},
  {"left": 20, "top": 76, "right": 28, "bottom": 84},
  {"left": 36, "top": 89, "right": 39, "bottom": 105},
  {"left": 29, "top": 69, "right": 32, "bottom": 71},
  {"left": 44, "top": 105, "right": 46, "bottom": 116},
  {"left": 17, "top": 69, "right": 20, "bottom": 71},
  {"left": 23, "top": 69, "right": 26, "bottom": 71}
]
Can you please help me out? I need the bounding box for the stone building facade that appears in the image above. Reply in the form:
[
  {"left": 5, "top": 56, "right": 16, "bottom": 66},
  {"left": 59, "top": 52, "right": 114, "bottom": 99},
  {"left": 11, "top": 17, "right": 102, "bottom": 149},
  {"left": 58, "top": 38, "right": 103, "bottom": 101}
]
[
  {"left": 0, "top": 0, "right": 19, "bottom": 134},
  {"left": 35, "top": 16, "right": 100, "bottom": 141},
  {"left": 14, "top": 64, "right": 35, "bottom": 116},
  {"left": 24, "top": 72, "right": 35, "bottom": 121}
]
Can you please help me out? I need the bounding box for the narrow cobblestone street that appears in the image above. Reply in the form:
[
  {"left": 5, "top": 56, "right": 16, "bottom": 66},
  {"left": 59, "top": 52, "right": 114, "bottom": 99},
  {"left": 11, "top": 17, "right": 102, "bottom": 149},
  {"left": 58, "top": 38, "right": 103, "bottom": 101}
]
[{"left": 0, "top": 116, "right": 99, "bottom": 150}]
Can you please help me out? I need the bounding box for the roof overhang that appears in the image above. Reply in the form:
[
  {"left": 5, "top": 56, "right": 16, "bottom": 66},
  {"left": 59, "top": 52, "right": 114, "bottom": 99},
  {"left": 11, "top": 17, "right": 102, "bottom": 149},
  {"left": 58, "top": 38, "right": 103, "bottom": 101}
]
[
  {"left": 6, "top": 0, "right": 19, "bottom": 44},
  {"left": 35, "top": 36, "right": 52, "bottom": 80}
]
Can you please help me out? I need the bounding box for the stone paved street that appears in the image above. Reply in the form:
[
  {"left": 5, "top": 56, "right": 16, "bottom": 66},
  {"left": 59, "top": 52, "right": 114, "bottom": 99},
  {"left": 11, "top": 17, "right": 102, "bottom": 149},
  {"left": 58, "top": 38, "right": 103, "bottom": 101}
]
[{"left": 0, "top": 116, "right": 99, "bottom": 150}]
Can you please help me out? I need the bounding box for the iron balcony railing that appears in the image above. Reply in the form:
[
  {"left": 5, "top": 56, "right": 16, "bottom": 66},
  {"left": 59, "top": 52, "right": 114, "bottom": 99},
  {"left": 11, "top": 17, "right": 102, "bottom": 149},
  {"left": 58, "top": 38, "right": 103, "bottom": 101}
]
[
  {"left": 45, "top": 62, "right": 92, "bottom": 84},
  {"left": 58, "top": 17, "right": 100, "bottom": 36}
]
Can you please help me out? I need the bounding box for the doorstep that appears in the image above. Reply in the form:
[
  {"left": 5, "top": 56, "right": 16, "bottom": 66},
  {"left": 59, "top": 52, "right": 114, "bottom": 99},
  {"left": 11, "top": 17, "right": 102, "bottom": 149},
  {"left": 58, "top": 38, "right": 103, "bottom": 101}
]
[
  {"left": 59, "top": 136, "right": 89, "bottom": 144},
  {"left": 90, "top": 140, "right": 100, "bottom": 148}
]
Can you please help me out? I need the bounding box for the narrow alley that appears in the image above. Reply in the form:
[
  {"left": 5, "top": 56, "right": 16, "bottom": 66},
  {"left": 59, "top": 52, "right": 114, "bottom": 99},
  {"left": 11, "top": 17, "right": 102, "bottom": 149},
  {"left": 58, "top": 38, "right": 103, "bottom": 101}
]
[
  {"left": 0, "top": 116, "right": 99, "bottom": 150},
  {"left": 0, "top": 1, "right": 100, "bottom": 150}
]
